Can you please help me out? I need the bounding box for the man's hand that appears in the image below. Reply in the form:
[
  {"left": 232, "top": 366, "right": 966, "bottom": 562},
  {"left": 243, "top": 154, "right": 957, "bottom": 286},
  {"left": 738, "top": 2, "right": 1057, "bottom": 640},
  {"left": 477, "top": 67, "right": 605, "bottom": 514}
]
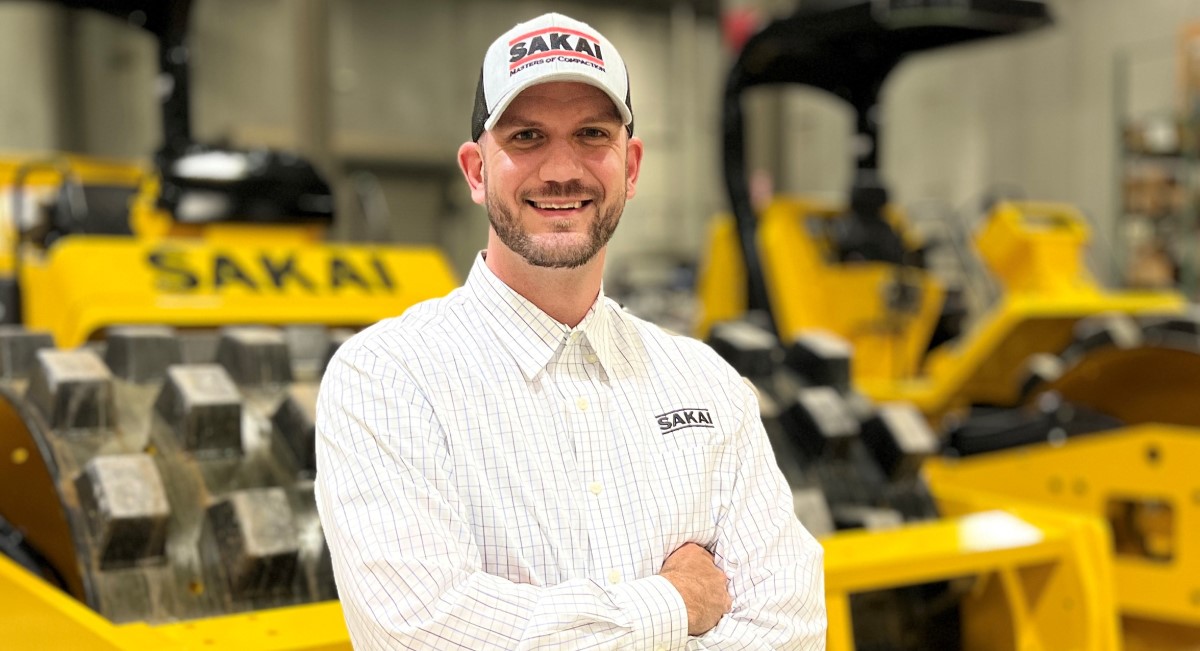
[{"left": 659, "top": 543, "right": 732, "bottom": 636}]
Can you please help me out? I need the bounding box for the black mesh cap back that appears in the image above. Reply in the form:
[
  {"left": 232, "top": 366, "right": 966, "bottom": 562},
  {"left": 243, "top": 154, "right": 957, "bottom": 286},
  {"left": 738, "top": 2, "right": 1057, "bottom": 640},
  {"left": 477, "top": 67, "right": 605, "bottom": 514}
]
[
  {"left": 471, "top": 70, "right": 489, "bottom": 142},
  {"left": 623, "top": 63, "right": 634, "bottom": 138}
]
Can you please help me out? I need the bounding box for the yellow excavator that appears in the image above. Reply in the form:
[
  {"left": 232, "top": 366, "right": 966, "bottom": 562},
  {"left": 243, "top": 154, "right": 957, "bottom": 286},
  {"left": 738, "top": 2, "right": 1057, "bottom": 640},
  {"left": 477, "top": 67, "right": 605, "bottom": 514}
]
[
  {"left": 0, "top": 1, "right": 455, "bottom": 648},
  {"left": 698, "top": 1, "right": 1200, "bottom": 649}
]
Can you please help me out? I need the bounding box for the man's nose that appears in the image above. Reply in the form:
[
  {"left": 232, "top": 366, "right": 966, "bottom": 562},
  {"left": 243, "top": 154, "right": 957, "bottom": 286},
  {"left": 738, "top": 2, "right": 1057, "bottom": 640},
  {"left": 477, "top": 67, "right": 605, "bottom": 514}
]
[{"left": 538, "top": 138, "right": 584, "bottom": 183}]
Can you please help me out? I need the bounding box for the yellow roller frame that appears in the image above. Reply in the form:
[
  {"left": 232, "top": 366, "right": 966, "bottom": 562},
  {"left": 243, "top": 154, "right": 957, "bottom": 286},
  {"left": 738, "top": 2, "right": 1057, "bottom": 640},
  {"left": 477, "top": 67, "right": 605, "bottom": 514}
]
[
  {"left": 896, "top": 202, "right": 1185, "bottom": 421},
  {"left": 0, "top": 154, "right": 460, "bottom": 347},
  {"left": 0, "top": 154, "right": 149, "bottom": 277},
  {"left": 824, "top": 504, "right": 1119, "bottom": 651},
  {"left": 18, "top": 235, "right": 457, "bottom": 348},
  {"left": 2, "top": 500, "right": 1120, "bottom": 651},
  {"left": 696, "top": 197, "right": 944, "bottom": 382},
  {"left": 696, "top": 199, "right": 1187, "bottom": 422},
  {"left": 0, "top": 551, "right": 352, "bottom": 650},
  {"left": 926, "top": 425, "right": 1200, "bottom": 651}
]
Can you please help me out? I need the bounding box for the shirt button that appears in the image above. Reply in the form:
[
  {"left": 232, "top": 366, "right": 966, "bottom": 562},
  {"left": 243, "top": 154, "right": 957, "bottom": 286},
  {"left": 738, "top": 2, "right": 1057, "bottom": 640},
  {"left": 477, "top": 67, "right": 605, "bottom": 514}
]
[
  {"left": 585, "top": 354, "right": 598, "bottom": 364},
  {"left": 576, "top": 397, "right": 589, "bottom": 411},
  {"left": 607, "top": 569, "right": 621, "bottom": 585},
  {"left": 589, "top": 482, "right": 602, "bottom": 496},
  {"left": 570, "top": 331, "right": 581, "bottom": 342}
]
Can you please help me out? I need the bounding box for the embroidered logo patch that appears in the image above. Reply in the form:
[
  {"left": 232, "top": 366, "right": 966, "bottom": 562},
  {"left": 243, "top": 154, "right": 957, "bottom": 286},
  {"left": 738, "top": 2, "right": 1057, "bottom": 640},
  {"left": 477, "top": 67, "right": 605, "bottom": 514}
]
[
  {"left": 656, "top": 408, "right": 715, "bottom": 435},
  {"left": 508, "top": 27, "right": 606, "bottom": 75}
]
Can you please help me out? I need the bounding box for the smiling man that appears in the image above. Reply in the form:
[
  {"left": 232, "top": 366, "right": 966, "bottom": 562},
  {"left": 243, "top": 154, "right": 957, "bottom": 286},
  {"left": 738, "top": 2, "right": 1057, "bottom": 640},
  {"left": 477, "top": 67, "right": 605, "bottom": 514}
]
[{"left": 316, "top": 12, "right": 826, "bottom": 650}]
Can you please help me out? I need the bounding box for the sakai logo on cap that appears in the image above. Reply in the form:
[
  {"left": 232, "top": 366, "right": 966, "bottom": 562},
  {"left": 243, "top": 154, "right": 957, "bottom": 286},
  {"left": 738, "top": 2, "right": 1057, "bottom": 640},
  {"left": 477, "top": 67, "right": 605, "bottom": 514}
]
[{"left": 508, "top": 27, "right": 606, "bottom": 75}]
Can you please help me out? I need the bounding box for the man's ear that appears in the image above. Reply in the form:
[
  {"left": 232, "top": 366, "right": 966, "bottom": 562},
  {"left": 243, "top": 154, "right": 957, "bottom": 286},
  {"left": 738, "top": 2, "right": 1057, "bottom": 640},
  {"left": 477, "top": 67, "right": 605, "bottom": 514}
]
[
  {"left": 624, "top": 136, "right": 644, "bottom": 200},
  {"left": 458, "top": 140, "right": 486, "bottom": 205}
]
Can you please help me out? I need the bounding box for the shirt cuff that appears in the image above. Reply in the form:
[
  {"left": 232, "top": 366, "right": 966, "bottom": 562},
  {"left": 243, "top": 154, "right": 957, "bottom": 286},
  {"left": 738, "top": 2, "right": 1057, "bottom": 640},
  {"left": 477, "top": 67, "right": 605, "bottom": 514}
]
[{"left": 609, "top": 575, "right": 688, "bottom": 651}]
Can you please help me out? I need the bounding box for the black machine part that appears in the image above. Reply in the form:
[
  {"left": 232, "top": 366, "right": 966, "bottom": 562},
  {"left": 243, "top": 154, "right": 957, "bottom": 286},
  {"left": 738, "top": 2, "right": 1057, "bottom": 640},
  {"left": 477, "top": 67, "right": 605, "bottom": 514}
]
[
  {"left": 161, "top": 149, "right": 335, "bottom": 224},
  {"left": 56, "top": 0, "right": 194, "bottom": 158},
  {"left": 722, "top": 0, "right": 1051, "bottom": 322},
  {"left": 56, "top": 0, "right": 334, "bottom": 225}
]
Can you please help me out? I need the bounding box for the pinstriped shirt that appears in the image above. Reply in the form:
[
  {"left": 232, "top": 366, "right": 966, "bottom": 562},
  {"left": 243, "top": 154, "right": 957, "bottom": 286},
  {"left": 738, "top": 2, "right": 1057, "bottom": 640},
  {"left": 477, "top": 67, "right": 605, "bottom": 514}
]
[{"left": 315, "top": 254, "right": 826, "bottom": 650}]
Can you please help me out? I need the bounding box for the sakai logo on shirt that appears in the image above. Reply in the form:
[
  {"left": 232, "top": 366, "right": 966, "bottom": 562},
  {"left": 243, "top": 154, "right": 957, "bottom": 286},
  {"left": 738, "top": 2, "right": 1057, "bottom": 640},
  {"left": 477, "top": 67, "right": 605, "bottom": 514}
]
[
  {"left": 656, "top": 408, "right": 715, "bottom": 435},
  {"left": 508, "top": 27, "right": 605, "bottom": 75}
]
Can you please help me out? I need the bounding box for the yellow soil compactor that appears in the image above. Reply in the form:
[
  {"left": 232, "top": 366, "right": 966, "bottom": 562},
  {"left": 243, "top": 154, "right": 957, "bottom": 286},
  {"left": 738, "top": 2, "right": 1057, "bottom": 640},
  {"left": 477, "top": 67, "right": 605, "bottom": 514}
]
[
  {"left": 0, "top": 1, "right": 455, "bottom": 648},
  {"left": 698, "top": 1, "right": 1200, "bottom": 650}
]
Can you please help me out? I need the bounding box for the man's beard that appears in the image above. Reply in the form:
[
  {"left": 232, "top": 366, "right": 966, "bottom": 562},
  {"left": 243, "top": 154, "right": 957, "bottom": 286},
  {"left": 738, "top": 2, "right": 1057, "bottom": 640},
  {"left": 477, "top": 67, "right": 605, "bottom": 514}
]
[{"left": 486, "top": 178, "right": 624, "bottom": 269}]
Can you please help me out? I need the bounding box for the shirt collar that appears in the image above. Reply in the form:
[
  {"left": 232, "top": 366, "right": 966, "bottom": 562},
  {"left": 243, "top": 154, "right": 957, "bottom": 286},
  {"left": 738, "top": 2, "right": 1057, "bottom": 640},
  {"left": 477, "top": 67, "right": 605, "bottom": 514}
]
[{"left": 464, "top": 254, "right": 617, "bottom": 380}]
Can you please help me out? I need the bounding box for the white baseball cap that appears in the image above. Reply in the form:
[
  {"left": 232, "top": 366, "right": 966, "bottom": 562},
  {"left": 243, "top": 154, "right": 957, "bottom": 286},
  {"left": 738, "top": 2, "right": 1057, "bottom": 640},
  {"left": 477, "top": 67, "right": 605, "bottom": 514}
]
[{"left": 471, "top": 13, "right": 634, "bottom": 142}]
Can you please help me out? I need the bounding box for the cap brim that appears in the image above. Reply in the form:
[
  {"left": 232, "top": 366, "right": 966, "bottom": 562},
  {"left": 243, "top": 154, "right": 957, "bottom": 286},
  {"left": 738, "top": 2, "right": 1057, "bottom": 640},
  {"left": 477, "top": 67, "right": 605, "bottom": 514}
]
[{"left": 481, "top": 72, "right": 633, "bottom": 135}]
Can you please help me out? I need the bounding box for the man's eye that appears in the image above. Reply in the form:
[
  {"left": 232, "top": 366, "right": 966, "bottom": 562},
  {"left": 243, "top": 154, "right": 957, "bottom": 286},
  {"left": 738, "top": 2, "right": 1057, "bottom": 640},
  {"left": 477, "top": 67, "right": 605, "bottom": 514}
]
[
  {"left": 513, "top": 130, "right": 541, "bottom": 141},
  {"left": 580, "top": 128, "right": 609, "bottom": 139}
]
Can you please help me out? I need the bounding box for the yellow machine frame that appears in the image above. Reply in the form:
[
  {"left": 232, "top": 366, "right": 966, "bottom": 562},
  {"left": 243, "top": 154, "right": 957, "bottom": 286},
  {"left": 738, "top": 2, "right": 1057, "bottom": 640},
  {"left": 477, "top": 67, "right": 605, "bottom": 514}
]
[
  {"left": 695, "top": 197, "right": 945, "bottom": 382},
  {"left": 824, "top": 504, "right": 1120, "bottom": 651},
  {"left": 0, "top": 156, "right": 458, "bottom": 347},
  {"left": 0, "top": 500, "right": 1120, "bottom": 651},
  {"left": 0, "top": 155, "right": 147, "bottom": 277},
  {"left": 697, "top": 198, "right": 1186, "bottom": 422},
  {"left": 927, "top": 427, "right": 1200, "bottom": 651}
]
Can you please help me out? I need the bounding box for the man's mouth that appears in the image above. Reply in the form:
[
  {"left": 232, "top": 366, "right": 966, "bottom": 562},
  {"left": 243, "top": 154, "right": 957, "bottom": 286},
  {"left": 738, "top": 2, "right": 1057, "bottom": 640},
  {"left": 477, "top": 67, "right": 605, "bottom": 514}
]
[{"left": 526, "top": 199, "right": 593, "bottom": 212}]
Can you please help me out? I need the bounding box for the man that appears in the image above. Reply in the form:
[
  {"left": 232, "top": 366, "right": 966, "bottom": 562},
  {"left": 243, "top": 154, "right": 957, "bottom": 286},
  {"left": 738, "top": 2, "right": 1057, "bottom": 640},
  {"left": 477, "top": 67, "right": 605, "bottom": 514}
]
[{"left": 316, "top": 12, "right": 826, "bottom": 650}]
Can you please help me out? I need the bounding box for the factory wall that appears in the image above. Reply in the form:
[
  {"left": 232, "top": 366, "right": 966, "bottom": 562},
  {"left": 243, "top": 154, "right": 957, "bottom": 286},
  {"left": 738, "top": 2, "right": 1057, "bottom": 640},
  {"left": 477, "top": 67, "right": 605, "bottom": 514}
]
[{"left": 6, "top": 0, "right": 1200, "bottom": 285}]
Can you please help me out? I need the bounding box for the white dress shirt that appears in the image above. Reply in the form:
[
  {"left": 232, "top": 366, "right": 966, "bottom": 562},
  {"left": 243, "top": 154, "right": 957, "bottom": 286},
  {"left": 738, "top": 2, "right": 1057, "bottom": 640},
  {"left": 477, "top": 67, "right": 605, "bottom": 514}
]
[{"left": 315, "top": 254, "right": 826, "bottom": 650}]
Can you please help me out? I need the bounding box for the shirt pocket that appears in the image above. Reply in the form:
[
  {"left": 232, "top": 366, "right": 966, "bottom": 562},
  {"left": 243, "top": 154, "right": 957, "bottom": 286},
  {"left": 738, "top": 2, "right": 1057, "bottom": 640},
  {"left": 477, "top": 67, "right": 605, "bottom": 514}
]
[{"left": 649, "top": 444, "right": 733, "bottom": 556}]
